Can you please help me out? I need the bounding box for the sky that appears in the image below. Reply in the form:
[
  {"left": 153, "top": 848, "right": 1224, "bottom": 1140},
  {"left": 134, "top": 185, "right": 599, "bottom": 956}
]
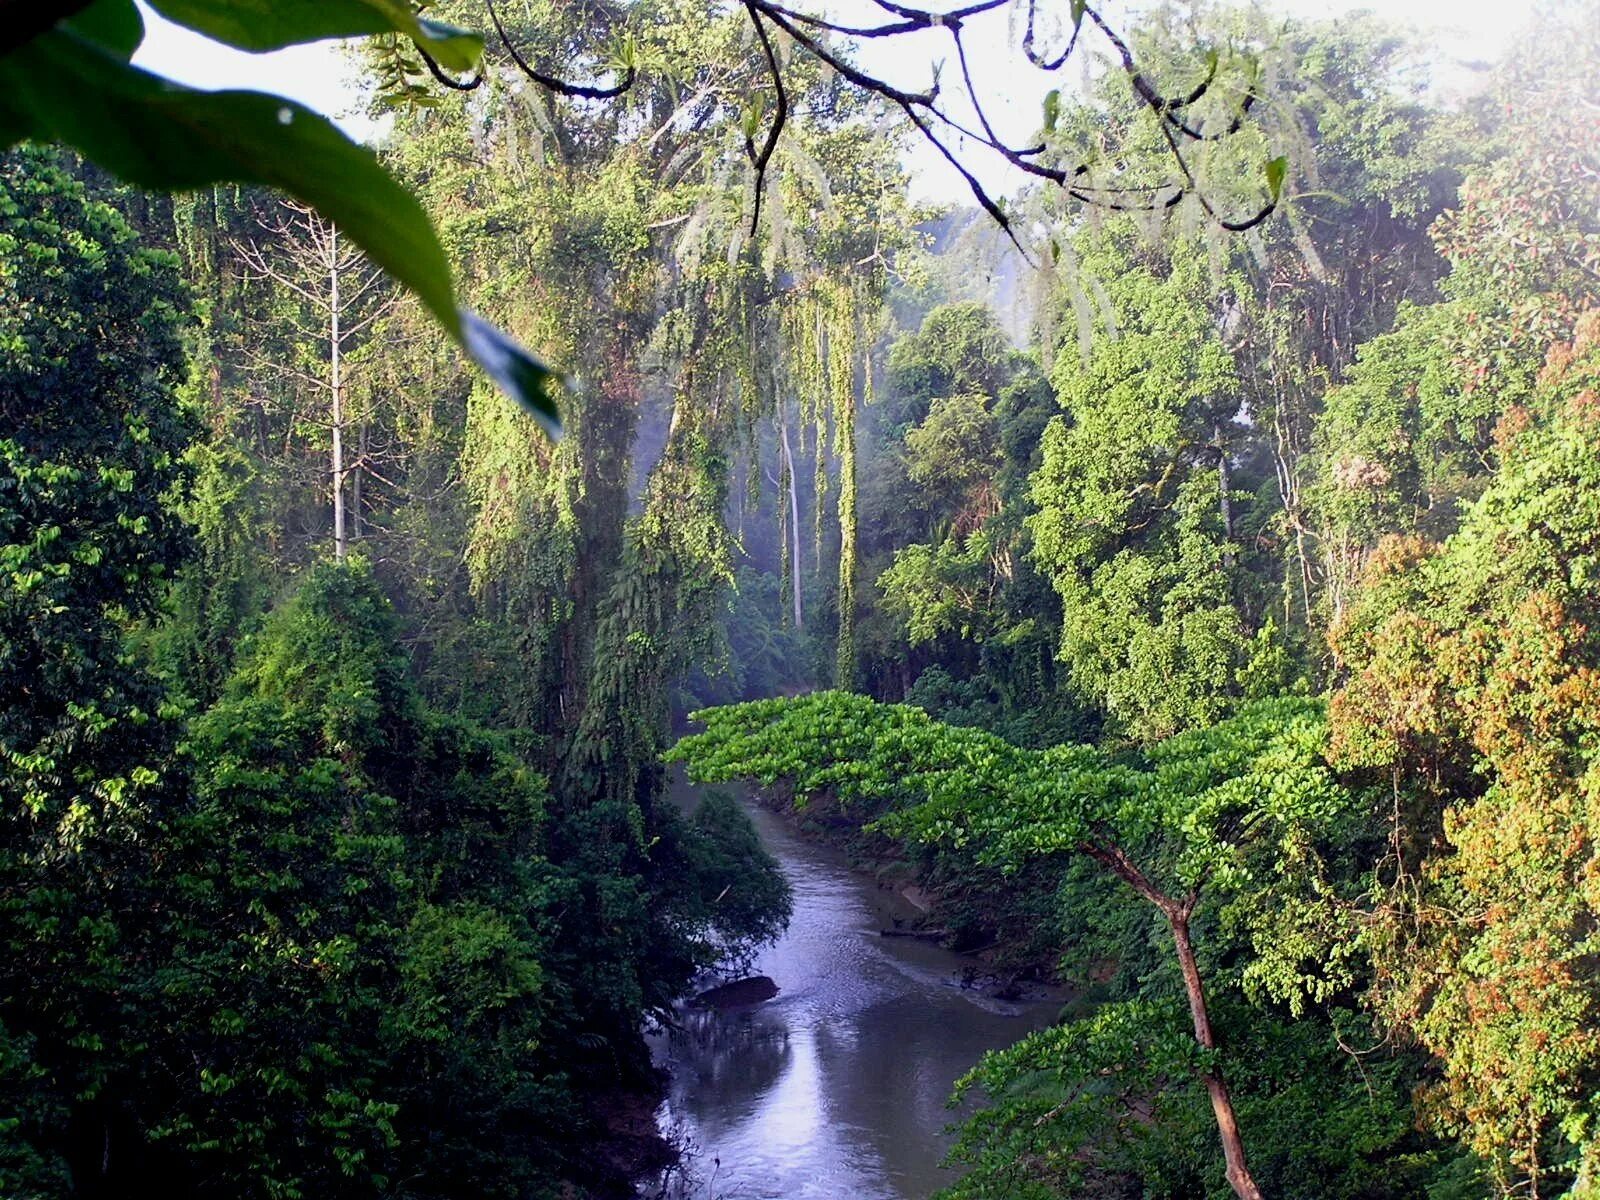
[{"left": 132, "top": 0, "right": 1518, "bottom": 206}]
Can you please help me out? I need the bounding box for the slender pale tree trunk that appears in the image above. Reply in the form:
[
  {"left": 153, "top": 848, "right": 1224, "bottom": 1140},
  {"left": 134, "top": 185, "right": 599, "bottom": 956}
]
[
  {"left": 1215, "top": 423, "right": 1233, "bottom": 538},
  {"left": 330, "top": 225, "right": 346, "bottom": 562},
  {"left": 779, "top": 411, "right": 803, "bottom": 629},
  {"left": 234, "top": 203, "right": 392, "bottom": 564},
  {"left": 1215, "top": 422, "right": 1235, "bottom": 568}
]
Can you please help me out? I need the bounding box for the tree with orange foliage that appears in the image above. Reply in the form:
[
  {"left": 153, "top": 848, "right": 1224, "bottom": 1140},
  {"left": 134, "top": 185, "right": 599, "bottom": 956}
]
[{"left": 1331, "top": 312, "right": 1600, "bottom": 1197}]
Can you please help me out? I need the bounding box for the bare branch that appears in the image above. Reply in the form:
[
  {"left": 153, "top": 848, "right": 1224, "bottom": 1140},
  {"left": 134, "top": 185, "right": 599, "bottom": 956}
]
[
  {"left": 484, "top": 0, "right": 637, "bottom": 100},
  {"left": 742, "top": 2, "right": 789, "bottom": 235},
  {"left": 418, "top": 45, "right": 483, "bottom": 91},
  {"left": 442, "top": 0, "right": 1281, "bottom": 241}
]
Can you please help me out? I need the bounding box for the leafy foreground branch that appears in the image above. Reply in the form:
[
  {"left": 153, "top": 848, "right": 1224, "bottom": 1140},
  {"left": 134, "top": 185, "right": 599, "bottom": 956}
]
[
  {"left": 0, "top": 0, "right": 562, "bottom": 432},
  {"left": 669, "top": 691, "right": 1355, "bottom": 1200}
]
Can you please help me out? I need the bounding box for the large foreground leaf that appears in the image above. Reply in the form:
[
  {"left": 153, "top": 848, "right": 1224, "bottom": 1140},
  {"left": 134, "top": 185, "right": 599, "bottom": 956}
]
[
  {"left": 61, "top": 0, "right": 142, "bottom": 57},
  {"left": 0, "top": 21, "right": 561, "bottom": 436},
  {"left": 0, "top": 0, "right": 481, "bottom": 69},
  {"left": 146, "top": 0, "right": 482, "bottom": 70}
]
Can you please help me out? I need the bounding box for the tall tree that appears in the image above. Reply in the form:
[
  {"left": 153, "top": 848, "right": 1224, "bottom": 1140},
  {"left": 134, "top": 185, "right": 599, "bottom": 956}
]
[
  {"left": 1331, "top": 312, "right": 1600, "bottom": 1197},
  {"left": 1309, "top": 11, "right": 1600, "bottom": 616},
  {"left": 1029, "top": 233, "right": 1269, "bottom": 741},
  {"left": 232, "top": 200, "right": 395, "bottom": 563}
]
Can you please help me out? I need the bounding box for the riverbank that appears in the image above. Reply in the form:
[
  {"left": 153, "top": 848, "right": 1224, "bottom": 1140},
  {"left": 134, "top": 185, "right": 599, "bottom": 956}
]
[{"left": 588, "top": 1082, "right": 679, "bottom": 1197}]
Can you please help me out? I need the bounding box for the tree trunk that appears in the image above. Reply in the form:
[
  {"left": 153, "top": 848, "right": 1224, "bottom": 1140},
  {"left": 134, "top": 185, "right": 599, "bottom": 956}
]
[
  {"left": 1215, "top": 422, "right": 1234, "bottom": 567},
  {"left": 1169, "top": 908, "right": 1263, "bottom": 1200},
  {"left": 330, "top": 225, "right": 346, "bottom": 563},
  {"left": 1082, "top": 848, "right": 1264, "bottom": 1200}
]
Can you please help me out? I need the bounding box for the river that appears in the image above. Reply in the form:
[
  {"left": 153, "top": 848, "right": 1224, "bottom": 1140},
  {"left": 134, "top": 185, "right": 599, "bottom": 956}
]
[{"left": 646, "top": 782, "right": 1063, "bottom": 1200}]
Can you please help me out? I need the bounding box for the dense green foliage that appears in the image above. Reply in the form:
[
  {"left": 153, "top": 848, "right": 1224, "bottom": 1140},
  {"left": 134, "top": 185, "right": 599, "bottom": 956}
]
[
  {"left": 1331, "top": 315, "right": 1600, "bottom": 1194},
  {"left": 0, "top": 138, "right": 793, "bottom": 1196},
  {"left": 0, "top": 145, "right": 192, "bottom": 1195},
  {"left": 5, "top": 2, "right": 1600, "bottom": 1198},
  {"left": 0, "top": 0, "right": 561, "bottom": 427},
  {"left": 153, "top": 563, "right": 559, "bottom": 1196},
  {"left": 1029, "top": 241, "right": 1263, "bottom": 740}
]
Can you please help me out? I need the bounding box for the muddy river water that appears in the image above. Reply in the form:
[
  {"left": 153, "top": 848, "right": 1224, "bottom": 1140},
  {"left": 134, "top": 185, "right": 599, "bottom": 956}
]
[{"left": 647, "top": 784, "right": 1062, "bottom": 1199}]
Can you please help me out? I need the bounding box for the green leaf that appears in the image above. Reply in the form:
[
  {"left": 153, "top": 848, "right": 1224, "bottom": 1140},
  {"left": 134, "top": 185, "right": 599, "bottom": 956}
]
[
  {"left": 1264, "top": 155, "right": 1288, "bottom": 203},
  {"left": 1070, "top": 0, "right": 1088, "bottom": 27},
  {"left": 612, "top": 30, "right": 640, "bottom": 72},
  {"left": 63, "top": 0, "right": 142, "bottom": 59},
  {"left": 460, "top": 312, "right": 563, "bottom": 438},
  {"left": 0, "top": 25, "right": 560, "bottom": 435},
  {"left": 145, "top": 0, "right": 483, "bottom": 71},
  {"left": 1042, "top": 88, "right": 1061, "bottom": 135}
]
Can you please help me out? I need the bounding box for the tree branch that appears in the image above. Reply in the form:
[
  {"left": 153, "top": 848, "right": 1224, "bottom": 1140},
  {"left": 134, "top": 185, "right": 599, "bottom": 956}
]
[{"left": 483, "top": 0, "right": 637, "bottom": 100}]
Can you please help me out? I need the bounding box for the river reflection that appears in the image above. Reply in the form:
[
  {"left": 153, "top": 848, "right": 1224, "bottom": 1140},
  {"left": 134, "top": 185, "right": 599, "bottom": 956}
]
[{"left": 648, "top": 783, "right": 1062, "bottom": 1200}]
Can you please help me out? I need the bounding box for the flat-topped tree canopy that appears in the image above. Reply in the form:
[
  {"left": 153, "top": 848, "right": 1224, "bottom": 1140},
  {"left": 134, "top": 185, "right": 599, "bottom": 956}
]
[{"left": 669, "top": 690, "right": 1347, "bottom": 895}]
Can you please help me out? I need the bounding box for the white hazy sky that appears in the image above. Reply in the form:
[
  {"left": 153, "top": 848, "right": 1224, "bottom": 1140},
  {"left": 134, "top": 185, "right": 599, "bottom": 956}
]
[{"left": 132, "top": 0, "right": 1518, "bottom": 206}]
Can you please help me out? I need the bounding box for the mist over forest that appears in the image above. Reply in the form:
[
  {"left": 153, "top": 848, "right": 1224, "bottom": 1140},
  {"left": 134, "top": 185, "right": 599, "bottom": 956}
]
[{"left": 3, "top": 1, "right": 1600, "bottom": 1198}]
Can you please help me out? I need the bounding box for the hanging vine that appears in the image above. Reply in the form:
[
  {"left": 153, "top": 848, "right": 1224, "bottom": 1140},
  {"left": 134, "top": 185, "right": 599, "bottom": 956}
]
[
  {"left": 564, "top": 258, "right": 766, "bottom": 811},
  {"left": 775, "top": 274, "right": 880, "bottom": 686},
  {"left": 777, "top": 400, "right": 796, "bottom": 629},
  {"left": 827, "top": 279, "right": 861, "bottom": 688}
]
